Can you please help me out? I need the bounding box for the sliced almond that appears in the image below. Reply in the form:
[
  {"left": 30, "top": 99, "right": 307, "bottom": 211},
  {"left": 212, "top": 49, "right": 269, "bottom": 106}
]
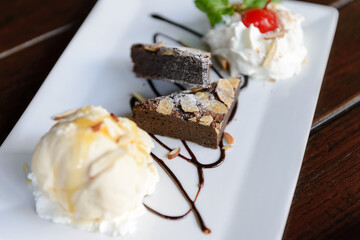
[
  {"left": 216, "top": 56, "right": 229, "bottom": 70},
  {"left": 187, "top": 87, "right": 204, "bottom": 93},
  {"left": 188, "top": 117, "right": 197, "bottom": 122},
  {"left": 263, "top": 29, "right": 288, "bottom": 40},
  {"left": 23, "top": 163, "right": 29, "bottom": 175},
  {"left": 133, "top": 92, "right": 148, "bottom": 103},
  {"left": 215, "top": 128, "right": 220, "bottom": 134},
  {"left": 222, "top": 145, "right": 232, "bottom": 150},
  {"left": 110, "top": 113, "right": 119, "bottom": 122},
  {"left": 262, "top": 40, "right": 277, "bottom": 67},
  {"left": 195, "top": 92, "right": 210, "bottom": 102},
  {"left": 91, "top": 121, "right": 103, "bottom": 132},
  {"left": 23, "top": 163, "right": 32, "bottom": 184},
  {"left": 180, "top": 95, "right": 199, "bottom": 113},
  {"left": 228, "top": 77, "right": 241, "bottom": 90},
  {"left": 162, "top": 48, "right": 174, "bottom": 55},
  {"left": 199, "top": 115, "right": 213, "bottom": 126},
  {"left": 205, "top": 100, "right": 228, "bottom": 114},
  {"left": 167, "top": 147, "right": 180, "bottom": 159},
  {"left": 156, "top": 99, "right": 173, "bottom": 115},
  {"left": 52, "top": 108, "right": 78, "bottom": 121},
  {"left": 144, "top": 41, "right": 164, "bottom": 52},
  {"left": 195, "top": 92, "right": 204, "bottom": 98},
  {"left": 223, "top": 132, "right": 234, "bottom": 145},
  {"left": 216, "top": 79, "right": 235, "bottom": 108}
]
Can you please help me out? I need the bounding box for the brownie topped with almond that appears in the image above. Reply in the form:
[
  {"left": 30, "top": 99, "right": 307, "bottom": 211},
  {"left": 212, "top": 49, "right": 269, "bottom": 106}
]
[
  {"left": 132, "top": 77, "right": 242, "bottom": 148},
  {"left": 131, "top": 42, "right": 212, "bottom": 87}
]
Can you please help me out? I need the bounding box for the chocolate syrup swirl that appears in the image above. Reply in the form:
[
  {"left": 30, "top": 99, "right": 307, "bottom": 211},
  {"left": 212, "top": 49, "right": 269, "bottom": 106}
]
[
  {"left": 131, "top": 14, "right": 248, "bottom": 234},
  {"left": 151, "top": 14, "right": 204, "bottom": 38},
  {"left": 147, "top": 152, "right": 211, "bottom": 233}
]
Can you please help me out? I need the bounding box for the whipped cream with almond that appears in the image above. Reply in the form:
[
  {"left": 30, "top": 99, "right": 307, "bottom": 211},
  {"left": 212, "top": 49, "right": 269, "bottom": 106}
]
[
  {"left": 204, "top": 5, "right": 307, "bottom": 80},
  {"left": 30, "top": 106, "right": 159, "bottom": 236}
]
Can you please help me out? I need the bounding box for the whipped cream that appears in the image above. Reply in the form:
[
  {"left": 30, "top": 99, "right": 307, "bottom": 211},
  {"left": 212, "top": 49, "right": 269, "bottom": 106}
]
[
  {"left": 204, "top": 5, "right": 307, "bottom": 80},
  {"left": 30, "top": 106, "right": 159, "bottom": 236}
]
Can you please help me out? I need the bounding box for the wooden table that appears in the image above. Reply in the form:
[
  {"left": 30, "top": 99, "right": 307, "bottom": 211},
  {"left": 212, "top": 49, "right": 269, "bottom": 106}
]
[{"left": 0, "top": 0, "right": 359, "bottom": 239}]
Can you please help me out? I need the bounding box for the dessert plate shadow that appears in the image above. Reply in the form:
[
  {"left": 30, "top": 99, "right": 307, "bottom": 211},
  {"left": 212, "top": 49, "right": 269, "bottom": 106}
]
[{"left": 0, "top": 0, "right": 338, "bottom": 239}]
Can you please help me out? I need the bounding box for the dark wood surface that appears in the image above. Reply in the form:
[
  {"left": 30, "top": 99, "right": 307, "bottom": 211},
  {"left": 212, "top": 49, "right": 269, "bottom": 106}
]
[{"left": 0, "top": 0, "right": 359, "bottom": 239}]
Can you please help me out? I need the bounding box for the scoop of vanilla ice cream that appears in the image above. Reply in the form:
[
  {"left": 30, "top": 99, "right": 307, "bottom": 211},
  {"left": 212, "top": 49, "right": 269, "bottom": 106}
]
[
  {"left": 30, "top": 105, "right": 159, "bottom": 236},
  {"left": 204, "top": 5, "right": 307, "bottom": 80}
]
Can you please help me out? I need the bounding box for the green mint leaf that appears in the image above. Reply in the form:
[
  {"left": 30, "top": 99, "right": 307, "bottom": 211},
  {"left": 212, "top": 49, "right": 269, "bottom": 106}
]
[{"left": 195, "top": 0, "right": 234, "bottom": 26}]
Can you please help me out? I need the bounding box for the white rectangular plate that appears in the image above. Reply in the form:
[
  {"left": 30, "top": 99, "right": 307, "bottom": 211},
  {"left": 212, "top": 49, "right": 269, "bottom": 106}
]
[{"left": 0, "top": 0, "right": 338, "bottom": 239}]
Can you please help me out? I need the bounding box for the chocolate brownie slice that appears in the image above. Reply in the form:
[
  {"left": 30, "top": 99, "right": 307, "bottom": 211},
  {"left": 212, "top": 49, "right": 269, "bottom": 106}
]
[
  {"left": 132, "top": 77, "right": 242, "bottom": 148},
  {"left": 131, "top": 42, "right": 212, "bottom": 87}
]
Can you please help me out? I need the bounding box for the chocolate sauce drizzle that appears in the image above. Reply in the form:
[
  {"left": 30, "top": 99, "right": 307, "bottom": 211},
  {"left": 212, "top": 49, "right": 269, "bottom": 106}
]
[
  {"left": 151, "top": 14, "right": 204, "bottom": 38},
  {"left": 133, "top": 14, "right": 248, "bottom": 233}
]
